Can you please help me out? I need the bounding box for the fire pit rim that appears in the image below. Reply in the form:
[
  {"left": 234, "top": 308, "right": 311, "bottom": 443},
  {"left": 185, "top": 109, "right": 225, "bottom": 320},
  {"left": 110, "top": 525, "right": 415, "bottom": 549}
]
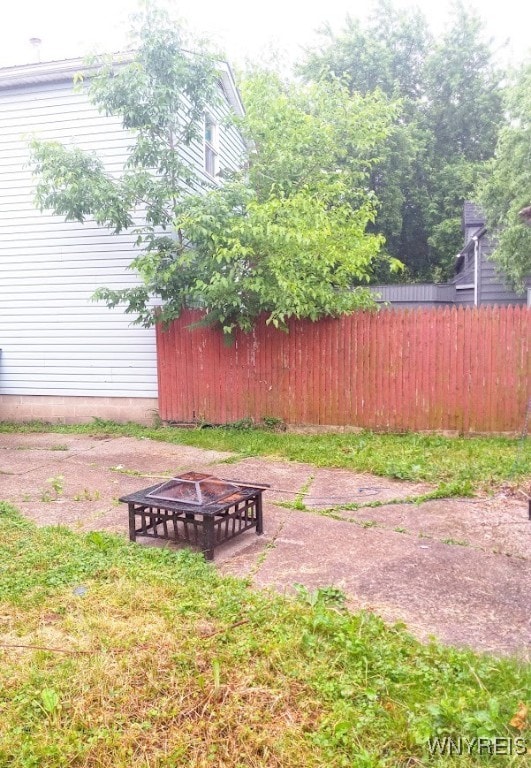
[{"left": 145, "top": 471, "right": 242, "bottom": 507}]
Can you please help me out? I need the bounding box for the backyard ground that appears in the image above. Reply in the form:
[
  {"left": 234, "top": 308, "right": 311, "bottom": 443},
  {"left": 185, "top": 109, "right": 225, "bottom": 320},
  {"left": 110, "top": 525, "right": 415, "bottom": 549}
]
[
  {"left": 0, "top": 424, "right": 530, "bottom": 767},
  {"left": 0, "top": 425, "right": 529, "bottom": 656}
]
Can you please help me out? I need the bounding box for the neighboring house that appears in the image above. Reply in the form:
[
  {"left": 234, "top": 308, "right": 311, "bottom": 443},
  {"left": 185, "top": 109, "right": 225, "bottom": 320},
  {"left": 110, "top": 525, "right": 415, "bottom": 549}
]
[
  {"left": 372, "top": 202, "right": 530, "bottom": 309},
  {"left": 0, "top": 56, "right": 246, "bottom": 424}
]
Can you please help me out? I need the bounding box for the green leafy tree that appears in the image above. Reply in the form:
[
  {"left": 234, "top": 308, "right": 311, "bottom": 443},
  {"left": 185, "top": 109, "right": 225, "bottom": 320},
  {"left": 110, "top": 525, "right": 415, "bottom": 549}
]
[
  {"left": 31, "top": 10, "right": 398, "bottom": 334},
  {"left": 422, "top": 3, "right": 504, "bottom": 273},
  {"left": 300, "top": 1, "right": 505, "bottom": 282},
  {"left": 478, "top": 63, "right": 531, "bottom": 288},
  {"left": 301, "top": 0, "right": 430, "bottom": 102},
  {"left": 31, "top": 6, "right": 220, "bottom": 239},
  {"left": 300, "top": 0, "right": 431, "bottom": 280}
]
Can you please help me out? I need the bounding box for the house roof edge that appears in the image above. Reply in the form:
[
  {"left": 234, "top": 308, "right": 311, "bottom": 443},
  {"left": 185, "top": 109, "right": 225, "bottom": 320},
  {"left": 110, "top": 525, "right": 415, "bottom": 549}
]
[{"left": 0, "top": 54, "right": 245, "bottom": 118}]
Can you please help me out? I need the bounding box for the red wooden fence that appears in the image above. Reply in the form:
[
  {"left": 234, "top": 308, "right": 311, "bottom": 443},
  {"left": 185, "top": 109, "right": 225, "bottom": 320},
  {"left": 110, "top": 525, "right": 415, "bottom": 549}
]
[{"left": 156, "top": 306, "right": 530, "bottom": 433}]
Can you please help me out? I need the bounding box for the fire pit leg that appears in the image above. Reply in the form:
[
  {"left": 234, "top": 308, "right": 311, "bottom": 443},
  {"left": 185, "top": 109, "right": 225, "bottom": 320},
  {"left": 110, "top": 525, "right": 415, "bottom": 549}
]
[
  {"left": 256, "top": 494, "right": 264, "bottom": 535},
  {"left": 202, "top": 516, "right": 216, "bottom": 561},
  {"left": 128, "top": 503, "right": 136, "bottom": 542}
]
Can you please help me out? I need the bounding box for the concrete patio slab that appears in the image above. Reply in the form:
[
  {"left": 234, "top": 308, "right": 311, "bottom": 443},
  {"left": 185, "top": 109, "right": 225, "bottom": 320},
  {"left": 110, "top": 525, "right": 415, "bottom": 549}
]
[
  {"left": 251, "top": 509, "right": 531, "bottom": 657},
  {"left": 0, "top": 431, "right": 529, "bottom": 657},
  {"left": 337, "top": 497, "right": 531, "bottom": 559},
  {"left": 305, "top": 468, "right": 432, "bottom": 508},
  {"left": 217, "top": 457, "right": 316, "bottom": 504}
]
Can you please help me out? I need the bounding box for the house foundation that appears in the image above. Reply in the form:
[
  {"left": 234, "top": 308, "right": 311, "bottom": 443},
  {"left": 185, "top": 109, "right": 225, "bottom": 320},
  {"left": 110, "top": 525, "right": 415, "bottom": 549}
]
[{"left": 0, "top": 395, "right": 159, "bottom": 426}]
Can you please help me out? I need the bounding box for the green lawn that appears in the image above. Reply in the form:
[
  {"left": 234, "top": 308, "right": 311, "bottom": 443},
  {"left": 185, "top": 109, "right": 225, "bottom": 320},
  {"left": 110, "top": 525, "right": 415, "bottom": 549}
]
[
  {"left": 0, "top": 501, "right": 529, "bottom": 767},
  {"left": 1, "top": 420, "right": 529, "bottom": 494}
]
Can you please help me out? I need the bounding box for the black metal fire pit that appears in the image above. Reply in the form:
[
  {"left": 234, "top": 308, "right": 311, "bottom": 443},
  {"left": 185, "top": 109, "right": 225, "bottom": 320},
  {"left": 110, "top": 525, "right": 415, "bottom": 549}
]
[{"left": 119, "top": 472, "right": 267, "bottom": 560}]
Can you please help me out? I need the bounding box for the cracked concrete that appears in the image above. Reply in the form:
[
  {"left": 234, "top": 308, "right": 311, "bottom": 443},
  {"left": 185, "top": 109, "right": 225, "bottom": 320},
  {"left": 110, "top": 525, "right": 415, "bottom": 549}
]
[{"left": 0, "top": 431, "right": 529, "bottom": 658}]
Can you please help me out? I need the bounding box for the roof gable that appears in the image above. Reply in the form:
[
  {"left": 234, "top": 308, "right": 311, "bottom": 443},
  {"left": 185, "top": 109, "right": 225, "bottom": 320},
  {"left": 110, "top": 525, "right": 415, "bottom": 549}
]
[{"left": 0, "top": 54, "right": 244, "bottom": 118}]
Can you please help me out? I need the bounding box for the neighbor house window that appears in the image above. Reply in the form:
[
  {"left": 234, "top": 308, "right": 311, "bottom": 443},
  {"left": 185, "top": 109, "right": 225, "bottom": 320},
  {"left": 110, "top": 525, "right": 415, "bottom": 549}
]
[{"left": 204, "top": 113, "right": 218, "bottom": 178}]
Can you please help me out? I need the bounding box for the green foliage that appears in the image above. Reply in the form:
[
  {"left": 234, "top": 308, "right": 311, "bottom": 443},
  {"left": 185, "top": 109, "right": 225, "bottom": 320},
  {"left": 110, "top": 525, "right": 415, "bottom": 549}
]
[
  {"left": 31, "top": 6, "right": 219, "bottom": 236},
  {"left": 30, "top": 6, "right": 400, "bottom": 336},
  {"left": 423, "top": 6, "right": 502, "bottom": 164},
  {"left": 0, "top": 503, "right": 529, "bottom": 766},
  {"left": 478, "top": 62, "right": 531, "bottom": 288},
  {"left": 72, "top": 488, "right": 101, "bottom": 502},
  {"left": 300, "top": 1, "right": 505, "bottom": 281},
  {"left": 100, "top": 73, "right": 397, "bottom": 334},
  {"left": 300, "top": 0, "right": 432, "bottom": 279},
  {"left": 30, "top": 143, "right": 135, "bottom": 232},
  {"left": 301, "top": 0, "right": 431, "bottom": 101},
  {"left": 39, "top": 689, "right": 61, "bottom": 719},
  {"left": 240, "top": 71, "right": 393, "bottom": 198},
  {"left": 40, "top": 475, "right": 64, "bottom": 502},
  {"left": 422, "top": 4, "right": 504, "bottom": 273}
]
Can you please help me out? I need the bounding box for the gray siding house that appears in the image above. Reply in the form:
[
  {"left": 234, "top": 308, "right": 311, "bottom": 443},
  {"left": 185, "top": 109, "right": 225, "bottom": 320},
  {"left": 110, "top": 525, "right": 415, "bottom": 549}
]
[
  {"left": 373, "top": 202, "right": 530, "bottom": 309},
  {"left": 0, "top": 56, "right": 246, "bottom": 424}
]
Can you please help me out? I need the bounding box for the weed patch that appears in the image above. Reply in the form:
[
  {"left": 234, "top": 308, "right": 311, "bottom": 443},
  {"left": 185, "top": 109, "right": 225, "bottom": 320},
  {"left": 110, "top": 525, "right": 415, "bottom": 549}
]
[{"left": 1, "top": 420, "right": 529, "bottom": 491}]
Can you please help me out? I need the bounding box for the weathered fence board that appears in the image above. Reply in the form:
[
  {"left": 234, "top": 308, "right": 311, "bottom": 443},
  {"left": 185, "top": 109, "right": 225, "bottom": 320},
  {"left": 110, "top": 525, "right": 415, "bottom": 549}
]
[{"left": 157, "top": 307, "right": 530, "bottom": 433}]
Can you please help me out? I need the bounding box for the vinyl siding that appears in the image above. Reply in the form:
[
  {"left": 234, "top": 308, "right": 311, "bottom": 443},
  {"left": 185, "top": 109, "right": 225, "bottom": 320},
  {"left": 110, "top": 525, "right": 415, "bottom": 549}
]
[
  {"left": 370, "top": 201, "right": 530, "bottom": 310},
  {"left": 478, "top": 239, "right": 527, "bottom": 306},
  {"left": 453, "top": 252, "right": 475, "bottom": 286},
  {"left": 371, "top": 283, "right": 455, "bottom": 307},
  {"left": 0, "top": 75, "right": 246, "bottom": 399},
  {"left": 454, "top": 287, "right": 474, "bottom": 305}
]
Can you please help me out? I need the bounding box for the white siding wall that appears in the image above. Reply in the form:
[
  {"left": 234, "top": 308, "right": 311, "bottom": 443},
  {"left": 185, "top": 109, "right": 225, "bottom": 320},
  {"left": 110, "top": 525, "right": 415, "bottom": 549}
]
[{"left": 0, "top": 75, "right": 246, "bottom": 399}]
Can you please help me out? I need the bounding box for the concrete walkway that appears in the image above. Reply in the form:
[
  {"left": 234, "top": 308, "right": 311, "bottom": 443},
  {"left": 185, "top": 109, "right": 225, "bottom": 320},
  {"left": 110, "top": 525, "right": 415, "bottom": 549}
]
[{"left": 1, "top": 432, "right": 529, "bottom": 658}]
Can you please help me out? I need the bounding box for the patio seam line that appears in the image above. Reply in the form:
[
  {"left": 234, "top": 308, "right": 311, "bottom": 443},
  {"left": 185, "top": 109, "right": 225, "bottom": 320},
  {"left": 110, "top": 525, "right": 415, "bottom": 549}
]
[
  {"left": 267, "top": 502, "right": 531, "bottom": 562},
  {"left": 248, "top": 520, "right": 285, "bottom": 579},
  {"left": 7, "top": 437, "right": 120, "bottom": 476}
]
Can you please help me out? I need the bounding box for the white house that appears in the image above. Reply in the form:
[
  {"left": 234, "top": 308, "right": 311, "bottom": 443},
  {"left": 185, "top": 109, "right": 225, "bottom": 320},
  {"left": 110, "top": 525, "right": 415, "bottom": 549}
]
[{"left": 0, "top": 56, "right": 246, "bottom": 424}]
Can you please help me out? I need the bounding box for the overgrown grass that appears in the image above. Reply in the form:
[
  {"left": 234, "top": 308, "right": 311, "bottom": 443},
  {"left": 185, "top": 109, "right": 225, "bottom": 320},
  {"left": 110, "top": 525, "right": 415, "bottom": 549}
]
[
  {"left": 1, "top": 419, "right": 529, "bottom": 492},
  {"left": 0, "top": 502, "right": 529, "bottom": 767}
]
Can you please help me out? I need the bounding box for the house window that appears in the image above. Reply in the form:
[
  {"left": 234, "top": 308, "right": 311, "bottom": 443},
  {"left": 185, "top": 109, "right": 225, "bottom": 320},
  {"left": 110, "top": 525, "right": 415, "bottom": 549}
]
[{"left": 204, "top": 113, "right": 218, "bottom": 178}]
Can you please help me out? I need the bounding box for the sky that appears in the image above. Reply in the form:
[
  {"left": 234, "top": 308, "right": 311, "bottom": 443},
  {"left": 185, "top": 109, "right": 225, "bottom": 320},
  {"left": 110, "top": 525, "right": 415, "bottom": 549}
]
[{"left": 1, "top": 0, "right": 530, "bottom": 70}]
